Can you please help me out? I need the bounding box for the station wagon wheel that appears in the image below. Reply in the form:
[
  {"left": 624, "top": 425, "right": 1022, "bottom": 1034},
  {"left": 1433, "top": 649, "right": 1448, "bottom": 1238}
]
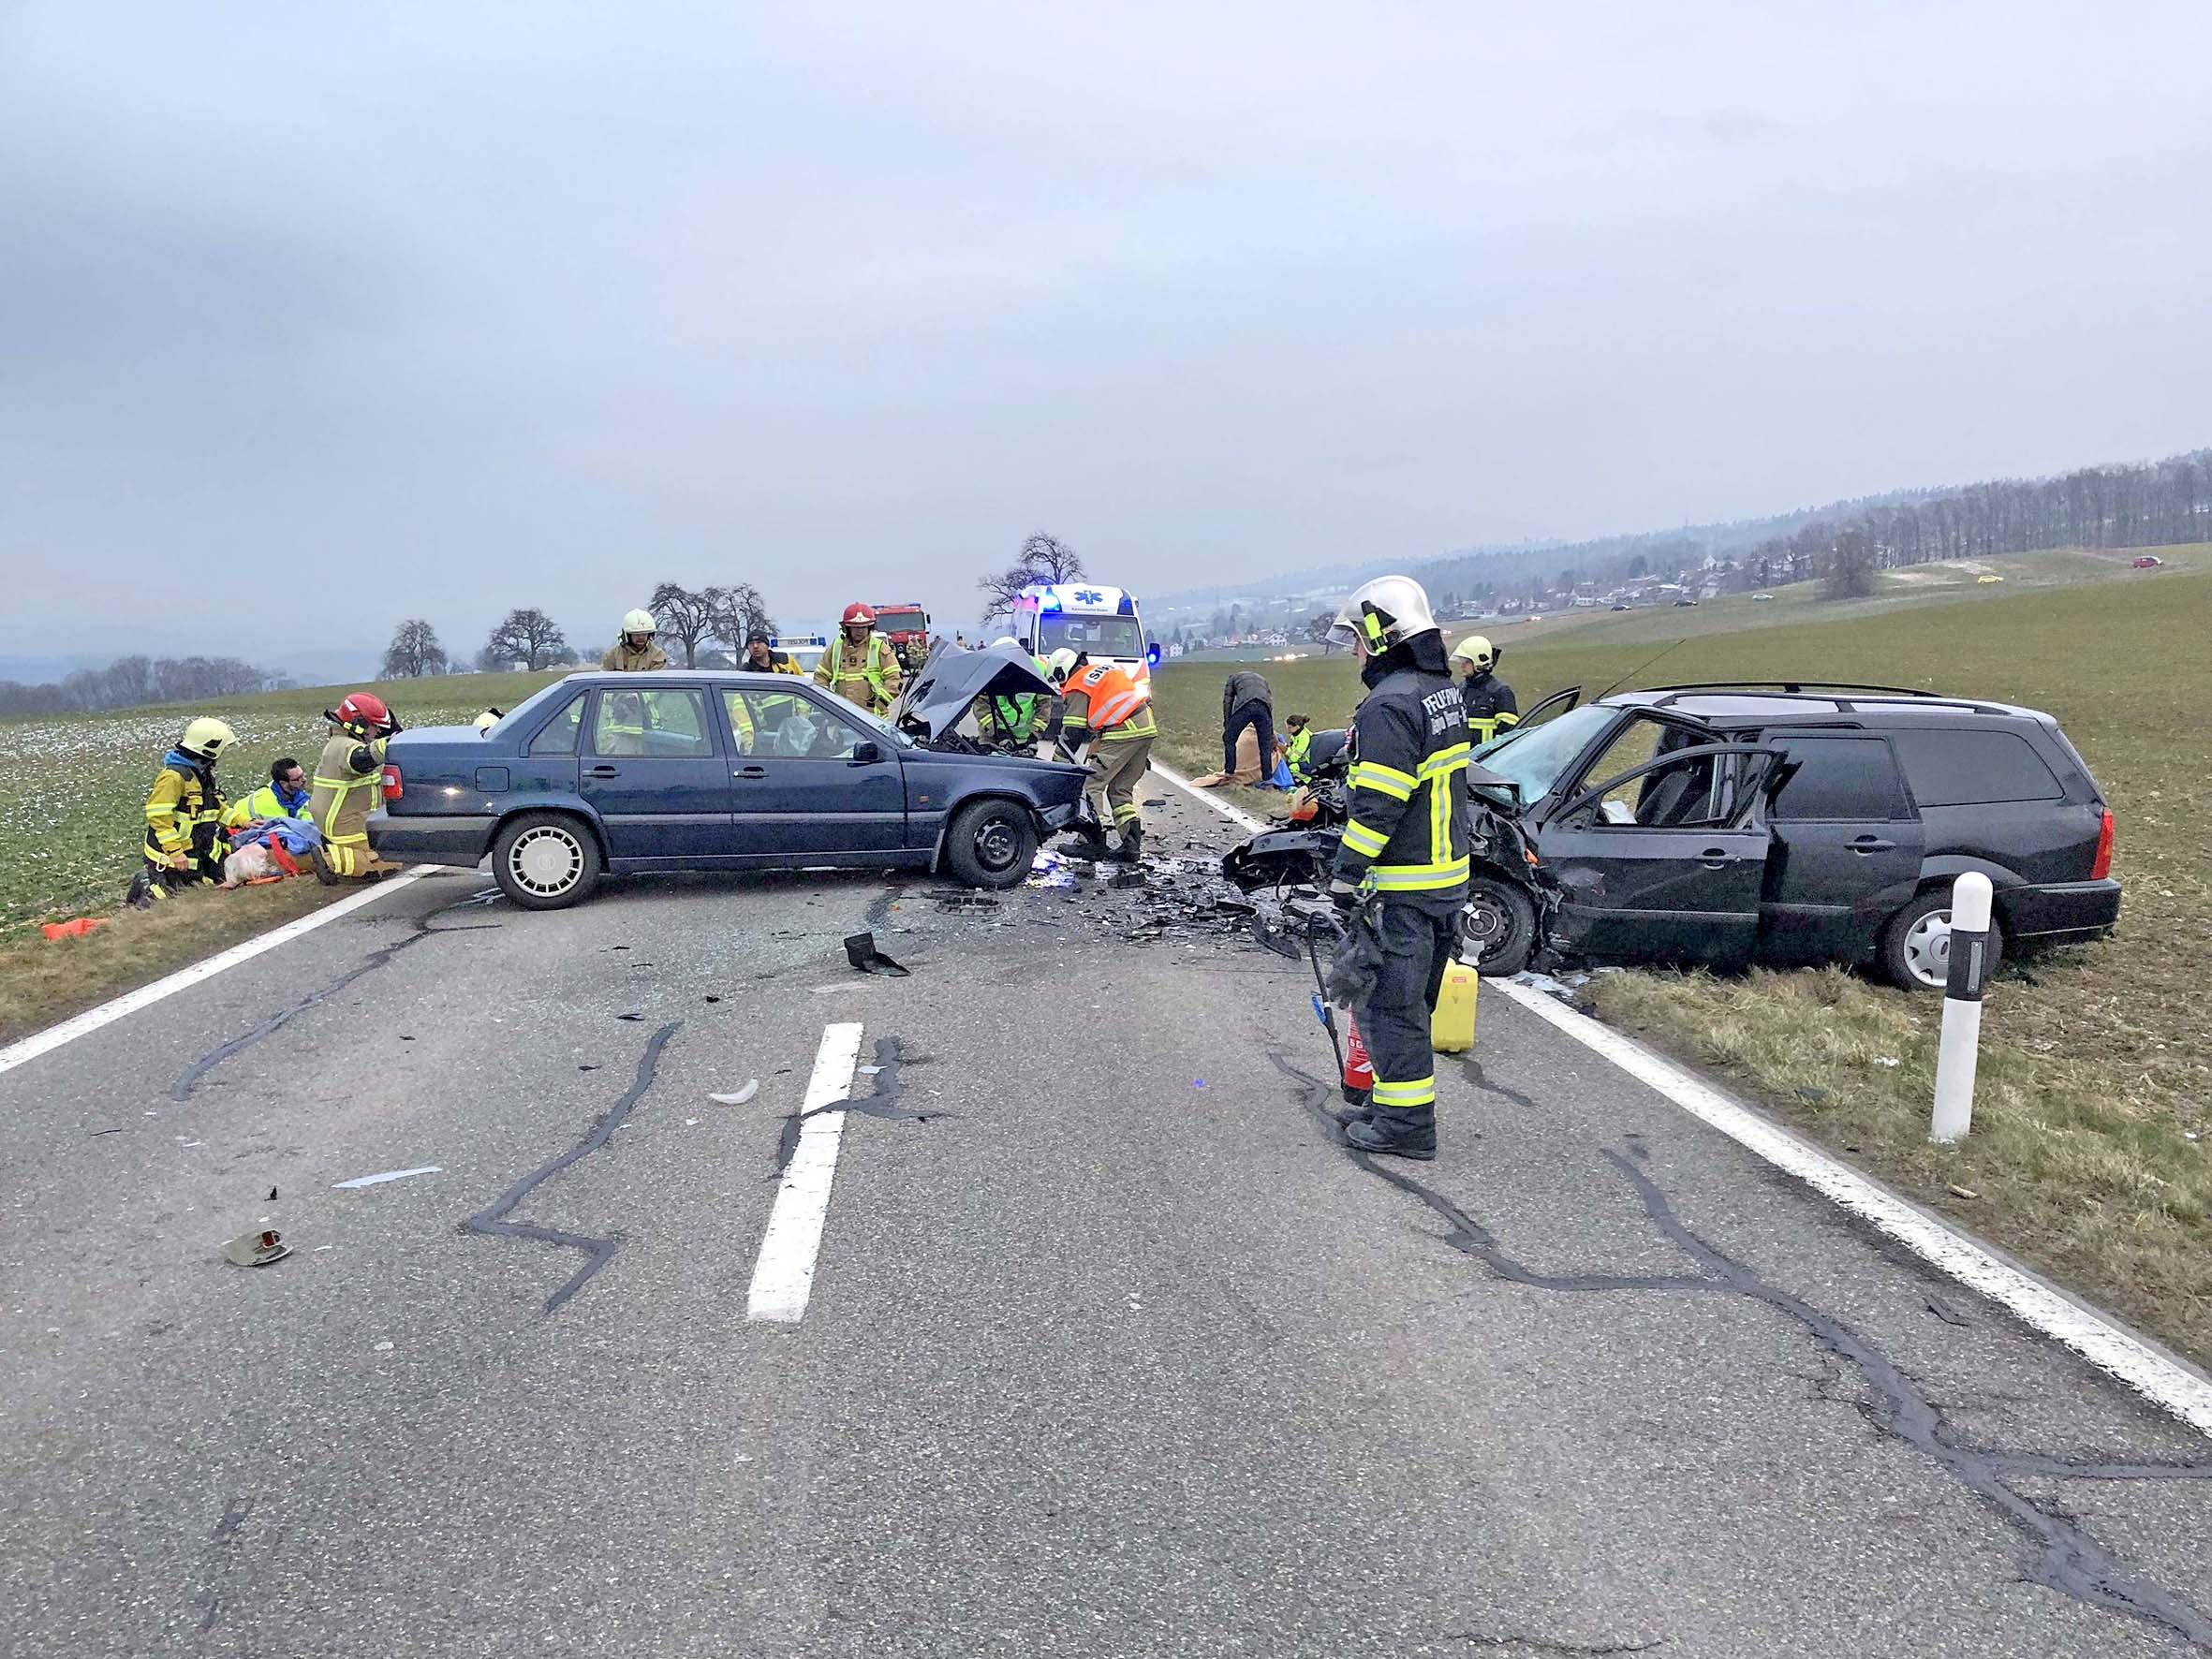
[
  {"left": 1463, "top": 875, "right": 1537, "bottom": 978},
  {"left": 492, "top": 812, "right": 603, "bottom": 911},
  {"left": 1881, "top": 888, "right": 2003, "bottom": 993},
  {"left": 942, "top": 799, "right": 1040, "bottom": 890}
]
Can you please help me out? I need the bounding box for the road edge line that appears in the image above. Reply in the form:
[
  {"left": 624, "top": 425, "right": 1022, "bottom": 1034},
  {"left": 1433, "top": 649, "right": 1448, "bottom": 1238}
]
[
  {"left": 0, "top": 866, "right": 444, "bottom": 1079},
  {"left": 746, "top": 1020, "right": 865, "bottom": 1325},
  {"left": 1151, "top": 756, "right": 2212, "bottom": 1438}
]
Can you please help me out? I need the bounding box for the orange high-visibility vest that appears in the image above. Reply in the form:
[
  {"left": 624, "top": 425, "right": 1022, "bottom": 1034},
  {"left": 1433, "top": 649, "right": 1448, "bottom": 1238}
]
[{"left": 1060, "top": 662, "right": 1153, "bottom": 737}]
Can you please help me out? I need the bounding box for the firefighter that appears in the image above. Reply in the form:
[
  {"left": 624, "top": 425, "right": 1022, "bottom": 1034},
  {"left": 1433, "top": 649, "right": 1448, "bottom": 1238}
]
[
  {"left": 1451, "top": 635, "right": 1519, "bottom": 745},
  {"left": 127, "top": 717, "right": 236, "bottom": 906},
  {"left": 815, "top": 603, "right": 902, "bottom": 713},
  {"left": 602, "top": 609, "right": 670, "bottom": 671},
  {"left": 309, "top": 693, "right": 403, "bottom": 882},
  {"left": 979, "top": 637, "right": 1045, "bottom": 749},
  {"left": 1284, "top": 714, "right": 1315, "bottom": 783},
  {"left": 1325, "top": 577, "right": 1469, "bottom": 1161},
  {"left": 730, "top": 630, "right": 810, "bottom": 754},
  {"left": 220, "top": 757, "right": 312, "bottom": 830},
  {"left": 1046, "top": 648, "right": 1157, "bottom": 862}
]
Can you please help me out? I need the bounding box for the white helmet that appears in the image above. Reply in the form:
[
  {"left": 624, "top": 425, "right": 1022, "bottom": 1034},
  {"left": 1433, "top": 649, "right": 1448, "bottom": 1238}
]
[
  {"left": 473, "top": 709, "right": 502, "bottom": 732},
  {"left": 621, "top": 608, "right": 656, "bottom": 635},
  {"left": 1452, "top": 635, "right": 1497, "bottom": 671},
  {"left": 991, "top": 636, "right": 1018, "bottom": 649},
  {"left": 1331, "top": 575, "right": 1438, "bottom": 653},
  {"left": 1044, "top": 648, "right": 1081, "bottom": 684}
]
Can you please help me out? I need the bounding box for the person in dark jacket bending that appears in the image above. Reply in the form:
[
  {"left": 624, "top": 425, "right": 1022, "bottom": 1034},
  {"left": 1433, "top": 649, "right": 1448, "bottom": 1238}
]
[
  {"left": 1221, "top": 669, "right": 1276, "bottom": 777},
  {"left": 1325, "top": 577, "right": 1469, "bottom": 1160}
]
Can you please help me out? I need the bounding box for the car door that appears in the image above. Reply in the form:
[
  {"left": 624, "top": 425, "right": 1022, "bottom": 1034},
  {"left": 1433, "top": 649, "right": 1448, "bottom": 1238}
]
[
  {"left": 579, "top": 686, "right": 735, "bottom": 862},
  {"left": 1755, "top": 730, "right": 1925, "bottom": 964},
  {"left": 1533, "top": 742, "right": 1779, "bottom": 965},
  {"left": 720, "top": 686, "right": 907, "bottom": 859}
]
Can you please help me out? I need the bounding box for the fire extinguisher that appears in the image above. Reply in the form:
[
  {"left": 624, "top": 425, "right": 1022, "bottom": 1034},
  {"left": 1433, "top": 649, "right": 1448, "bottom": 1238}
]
[{"left": 1339, "top": 1012, "right": 1376, "bottom": 1105}]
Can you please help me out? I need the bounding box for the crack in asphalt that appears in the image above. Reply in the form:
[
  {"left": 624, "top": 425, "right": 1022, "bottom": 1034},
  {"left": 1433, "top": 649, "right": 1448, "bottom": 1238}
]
[
  {"left": 771, "top": 1035, "right": 951, "bottom": 1176},
  {"left": 170, "top": 889, "right": 501, "bottom": 1099},
  {"left": 1267, "top": 1049, "right": 2212, "bottom": 1650},
  {"left": 462, "top": 1021, "right": 679, "bottom": 1313},
  {"left": 1450, "top": 1637, "right": 1663, "bottom": 1656}
]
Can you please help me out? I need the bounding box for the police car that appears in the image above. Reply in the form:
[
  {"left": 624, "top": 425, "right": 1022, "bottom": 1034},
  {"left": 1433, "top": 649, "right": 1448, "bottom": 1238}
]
[{"left": 1009, "top": 583, "right": 1158, "bottom": 682}]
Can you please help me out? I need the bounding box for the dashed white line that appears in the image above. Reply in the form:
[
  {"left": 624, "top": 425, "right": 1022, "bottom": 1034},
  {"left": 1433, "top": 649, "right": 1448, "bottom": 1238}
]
[
  {"left": 0, "top": 866, "right": 443, "bottom": 1079},
  {"left": 746, "top": 1020, "right": 865, "bottom": 1325},
  {"left": 1150, "top": 755, "right": 2212, "bottom": 1438}
]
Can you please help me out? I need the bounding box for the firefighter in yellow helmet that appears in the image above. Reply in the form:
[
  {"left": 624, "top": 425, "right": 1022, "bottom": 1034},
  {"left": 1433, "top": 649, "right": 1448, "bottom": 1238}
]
[
  {"left": 815, "top": 603, "right": 903, "bottom": 714},
  {"left": 1451, "top": 635, "right": 1519, "bottom": 745},
  {"left": 309, "top": 693, "right": 403, "bottom": 882},
  {"left": 126, "top": 716, "right": 236, "bottom": 906},
  {"left": 602, "top": 609, "right": 670, "bottom": 671}
]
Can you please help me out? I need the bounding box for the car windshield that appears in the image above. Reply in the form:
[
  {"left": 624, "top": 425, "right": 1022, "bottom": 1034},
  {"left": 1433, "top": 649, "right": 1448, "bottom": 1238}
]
[
  {"left": 484, "top": 677, "right": 582, "bottom": 738},
  {"left": 1039, "top": 614, "right": 1145, "bottom": 658},
  {"left": 1471, "top": 703, "right": 1615, "bottom": 805}
]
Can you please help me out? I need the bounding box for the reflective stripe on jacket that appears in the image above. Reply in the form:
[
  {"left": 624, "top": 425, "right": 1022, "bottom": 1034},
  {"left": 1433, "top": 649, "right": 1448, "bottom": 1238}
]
[
  {"left": 1059, "top": 662, "right": 1155, "bottom": 741},
  {"left": 143, "top": 756, "right": 223, "bottom": 861},
  {"left": 311, "top": 730, "right": 389, "bottom": 850},
  {"left": 815, "top": 633, "right": 901, "bottom": 709},
  {"left": 221, "top": 783, "right": 310, "bottom": 830},
  {"left": 1335, "top": 659, "right": 1470, "bottom": 902},
  {"left": 1462, "top": 675, "right": 1520, "bottom": 746},
  {"left": 1286, "top": 728, "right": 1314, "bottom": 780}
]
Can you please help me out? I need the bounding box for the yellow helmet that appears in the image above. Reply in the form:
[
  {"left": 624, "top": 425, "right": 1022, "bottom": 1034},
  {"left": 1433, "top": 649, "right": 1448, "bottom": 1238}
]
[
  {"left": 179, "top": 716, "right": 236, "bottom": 761},
  {"left": 1452, "top": 635, "right": 1497, "bottom": 672},
  {"left": 621, "top": 608, "right": 656, "bottom": 635}
]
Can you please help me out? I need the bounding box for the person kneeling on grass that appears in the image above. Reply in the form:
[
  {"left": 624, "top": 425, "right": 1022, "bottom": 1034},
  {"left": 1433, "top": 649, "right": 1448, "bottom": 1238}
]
[{"left": 127, "top": 717, "right": 237, "bottom": 907}]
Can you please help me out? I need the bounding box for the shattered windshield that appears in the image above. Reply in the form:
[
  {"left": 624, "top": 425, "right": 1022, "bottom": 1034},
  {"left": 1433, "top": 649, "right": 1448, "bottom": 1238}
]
[{"left": 1470, "top": 702, "right": 1614, "bottom": 805}]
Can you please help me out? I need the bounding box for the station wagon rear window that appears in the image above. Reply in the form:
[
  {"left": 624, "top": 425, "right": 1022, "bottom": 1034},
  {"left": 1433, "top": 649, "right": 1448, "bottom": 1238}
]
[{"left": 1890, "top": 728, "right": 2063, "bottom": 805}]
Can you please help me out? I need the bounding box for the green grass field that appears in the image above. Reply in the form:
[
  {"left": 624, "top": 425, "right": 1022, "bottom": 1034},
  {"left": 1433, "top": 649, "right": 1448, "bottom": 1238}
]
[{"left": 1151, "top": 553, "right": 2212, "bottom": 1364}]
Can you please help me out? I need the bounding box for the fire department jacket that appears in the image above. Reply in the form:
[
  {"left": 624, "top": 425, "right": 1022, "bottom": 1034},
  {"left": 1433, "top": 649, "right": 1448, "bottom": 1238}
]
[
  {"left": 1334, "top": 639, "right": 1470, "bottom": 912},
  {"left": 1462, "top": 674, "right": 1520, "bottom": 745}
]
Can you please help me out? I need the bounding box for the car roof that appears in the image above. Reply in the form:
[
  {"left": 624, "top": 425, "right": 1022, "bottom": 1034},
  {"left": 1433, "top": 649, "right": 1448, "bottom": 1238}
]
[
  {"left": 1602, "top": 683, "right": 2053, "bottom": 725},
  {"left": 558, "top": 668, "right": 813, "bottom": 683}
]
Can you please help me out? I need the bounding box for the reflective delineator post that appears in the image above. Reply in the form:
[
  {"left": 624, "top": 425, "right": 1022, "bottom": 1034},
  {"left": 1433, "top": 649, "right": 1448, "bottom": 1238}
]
[{"left": 1930, "top": 872, "right": 1994, "bottom": 1144}]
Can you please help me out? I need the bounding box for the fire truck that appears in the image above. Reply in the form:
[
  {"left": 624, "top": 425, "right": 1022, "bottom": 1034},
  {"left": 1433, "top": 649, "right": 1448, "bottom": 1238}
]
[{"left": 870, "top": 603, "right": 933, "bottom": 669}]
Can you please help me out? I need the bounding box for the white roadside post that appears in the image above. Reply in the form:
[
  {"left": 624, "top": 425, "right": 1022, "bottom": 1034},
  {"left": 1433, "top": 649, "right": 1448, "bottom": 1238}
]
[{"left": 1929, "top": 872, "right": 1995, "bottom": 1144}]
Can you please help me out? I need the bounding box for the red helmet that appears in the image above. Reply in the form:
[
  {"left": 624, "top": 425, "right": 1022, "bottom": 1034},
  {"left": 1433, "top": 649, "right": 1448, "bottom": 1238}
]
[
  {"left": 841, "top": 603, "right": 876, "bottom": 627},
  {"left": 336, "top": 692, "right": 391, "bottom": 733}
]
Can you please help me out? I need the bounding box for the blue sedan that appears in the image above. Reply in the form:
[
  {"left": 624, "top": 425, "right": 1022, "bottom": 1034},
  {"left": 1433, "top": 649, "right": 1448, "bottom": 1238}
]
[{"left": 367, "top": 670, "right": 1089, "bottom": 908}]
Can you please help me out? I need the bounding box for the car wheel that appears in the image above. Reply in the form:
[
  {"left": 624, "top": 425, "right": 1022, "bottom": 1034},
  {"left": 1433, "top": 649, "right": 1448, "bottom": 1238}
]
[
  {"left": 1881, "top": 888, "right": 2003, "bottom": 992},
  {"left": 1463, "top": 876, "right": 1537, "bottom": 978},
  {"left": 943, "top": 799, "right": 1039, "bottom": 889},
  {"left": 493, "top": 813, "right": 602, "bottom": 910}
]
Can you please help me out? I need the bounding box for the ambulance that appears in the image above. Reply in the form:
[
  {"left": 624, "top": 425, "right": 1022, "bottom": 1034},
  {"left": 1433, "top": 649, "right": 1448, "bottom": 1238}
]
[{"left": 1008, "top": 583, "right": 1158, "bottom": 683}]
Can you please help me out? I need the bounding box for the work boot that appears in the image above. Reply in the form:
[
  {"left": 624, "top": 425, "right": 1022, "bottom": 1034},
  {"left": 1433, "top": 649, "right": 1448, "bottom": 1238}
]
[
  {"left": 308, "top": 845, "right": 339, "bottom": 887},
  {"left": 1343, "top": 1109, "right": 1437, "bottom": 1161},
  {"left": 125, "top": 868, "right": 155, "bottom": 910},
  {"left": 1108, "top": 824, "right": 1143, "bottom": 864},
  {"left": 1332, "top": 1105, "right": 1370, "bottom": 1130}
]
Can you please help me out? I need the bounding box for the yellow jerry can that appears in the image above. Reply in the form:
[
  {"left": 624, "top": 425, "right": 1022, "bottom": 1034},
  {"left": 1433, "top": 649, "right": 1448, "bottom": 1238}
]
[{"left": 1431, "top": 958, "right": 1479, "bottom": 1053}]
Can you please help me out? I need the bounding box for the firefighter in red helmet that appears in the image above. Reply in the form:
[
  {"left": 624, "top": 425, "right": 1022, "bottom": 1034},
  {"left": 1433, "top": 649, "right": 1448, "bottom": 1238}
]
[
  {"left": 814, "top": 603, "right": 902, "bottom": 714},
  {"left": 310, "top": 692, "right": 403, "bottom": 881}
]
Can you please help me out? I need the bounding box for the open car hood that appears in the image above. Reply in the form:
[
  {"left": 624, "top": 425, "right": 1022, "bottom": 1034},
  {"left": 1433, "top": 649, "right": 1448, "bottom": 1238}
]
[{"left": 889, "top": 639, "right": 1055, "bottom": 741}]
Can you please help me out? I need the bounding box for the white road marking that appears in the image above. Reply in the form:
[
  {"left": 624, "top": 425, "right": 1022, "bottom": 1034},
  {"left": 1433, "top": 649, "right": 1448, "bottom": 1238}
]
[
  {"left": 1150, "top": 756, "right": 2212, "bottom": 1438},
  {"left": 332, "top": 1166, "right": 443, "bottom": 1190},
  {"left": 746, "top": 1020, "right": 865, "bottom": 1325},
  {"left": 0, "top": 867, "right": 443, "bottom": 1079}
]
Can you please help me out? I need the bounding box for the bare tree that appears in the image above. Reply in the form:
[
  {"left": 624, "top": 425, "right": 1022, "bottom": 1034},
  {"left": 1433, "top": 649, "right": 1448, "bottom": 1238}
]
[
  {"left": 977, "top": 533, "right": 1086, "bottom": 625},
  {"left": 482, "top": 608, "right": 569, "bottom": 670},
  {"left": 1304, "top": 609, "right": 1343, "bottom": 653},
  {"left": 649, "top": 582, "right": 718, "bottom": 668},
  {"left": 709, "top": 581, "right": 776, "bottom": 653},
  {"left": 1819, "top": 529, "right": 1880, "bottom": 601},
  {"left": 380, "top": 619, "right": 449, "bottom": 679}
]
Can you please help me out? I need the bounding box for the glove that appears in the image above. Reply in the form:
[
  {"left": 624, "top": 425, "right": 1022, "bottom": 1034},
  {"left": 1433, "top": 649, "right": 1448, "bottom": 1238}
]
[
  {"left": 1322, "top": 910, "right": 1384, "bottom": 1008},
  {"left": 385, "top": 710, "right": 404, "bottom": 735},
  {"left": 1326, "top": 876, "right": 1361, "bottom": 914}
]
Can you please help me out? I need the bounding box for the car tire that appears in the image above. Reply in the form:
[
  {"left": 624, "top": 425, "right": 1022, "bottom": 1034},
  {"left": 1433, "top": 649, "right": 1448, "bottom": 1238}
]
[
  {"left": 943, "top": 798, "right": 1039, "bottom": 890},
  {"left": 1463, "top": 876, "right": 1538, "bottom": 978},
  {"left": 1880, "top": 887, "right": 2004, "bottom": 993},
  {"left": 492, "top": 812, "right": 602, "bottom": 910}
]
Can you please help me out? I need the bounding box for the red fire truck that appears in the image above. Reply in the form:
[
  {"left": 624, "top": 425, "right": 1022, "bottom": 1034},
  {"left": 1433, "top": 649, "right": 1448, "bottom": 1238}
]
[{"left": 871, "top": 603, "right": 932, "bottom": 668}]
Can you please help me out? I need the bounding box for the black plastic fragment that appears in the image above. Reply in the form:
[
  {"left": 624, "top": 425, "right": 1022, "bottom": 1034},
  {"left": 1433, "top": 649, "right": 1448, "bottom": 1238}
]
[{"left": 843, "top": 932, "right": 910, "bottom": 976}]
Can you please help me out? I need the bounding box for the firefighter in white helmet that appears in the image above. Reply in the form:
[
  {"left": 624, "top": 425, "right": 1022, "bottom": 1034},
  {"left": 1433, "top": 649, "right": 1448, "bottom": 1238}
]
[
  {"left": 1450, "top": 635, "right": 1519, "bottom": 745},
  {"left": 602, "top": 609, "right": 670, "bottom": 671}
]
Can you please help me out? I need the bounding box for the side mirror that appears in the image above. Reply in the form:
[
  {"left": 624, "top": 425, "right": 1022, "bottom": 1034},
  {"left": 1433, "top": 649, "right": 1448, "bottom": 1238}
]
[{"left": 848, "top": 741, "right": 882, "bottom": 766}]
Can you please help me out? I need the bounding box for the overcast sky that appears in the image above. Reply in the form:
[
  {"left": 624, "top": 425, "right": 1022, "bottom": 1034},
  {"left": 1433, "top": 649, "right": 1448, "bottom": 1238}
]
[{"left": 5, "top": 3, "right": 2208, "bottom": 664}]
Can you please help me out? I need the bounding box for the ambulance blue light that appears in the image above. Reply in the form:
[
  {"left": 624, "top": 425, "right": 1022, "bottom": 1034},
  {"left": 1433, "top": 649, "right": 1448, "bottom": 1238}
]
[{"left": 1146, "top": 643, "right": 1161, "bottom": 667}]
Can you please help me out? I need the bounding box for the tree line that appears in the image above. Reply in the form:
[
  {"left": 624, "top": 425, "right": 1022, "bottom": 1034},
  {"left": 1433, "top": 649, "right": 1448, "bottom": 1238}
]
[
  {"left": 0, "top": 654, "right": 292, "bottom": 719},
  {"left": 376, "top": 580, "right": 783, "bottom": 680}
]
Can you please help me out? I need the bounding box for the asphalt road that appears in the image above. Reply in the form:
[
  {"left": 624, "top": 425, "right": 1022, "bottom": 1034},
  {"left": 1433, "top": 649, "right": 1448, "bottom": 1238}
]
[{"left": 5, "top": 785, "right": 2210, "bottom": 1657}]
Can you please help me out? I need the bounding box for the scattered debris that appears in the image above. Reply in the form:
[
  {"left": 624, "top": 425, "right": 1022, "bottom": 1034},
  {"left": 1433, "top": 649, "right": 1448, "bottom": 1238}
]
[
  {"left": 616, "top": 1012, "right": 644, "bottom": 1021},
  {"left": 843, "top": 932, "right": 910, "bottom": 976},
  {"left": 704, "top": 994, "right": 722, "bottom": 1004},
  {"left": 1193, "top": 1079, "right": 1207, "bottom": 1090},
  {"left": 267, "top": 1186, "right": 278, "bottom": 1201},
  {"left": 1795, "top": 1086, "right": 1831, "bottom": 1103},
  {"left": 579, "top": 1064, "right": 600, "bottom": 1072},
  {"left": 332, "top": 1167, "right": 442, "bottom": 1190},
  {"left": 220, "top": 1229, "right": 289, "bottom": 1268},
  {"left": 1109, "top": 868, "right": 1146, "bottom": 889},
  {"left": 1874, "top": 1056, "right": 1901, "bottom": 1068},
  {"left": 373, "top": 1341, "right": 394, "bottom": 1352},
  {"left": 89, "top": 1128, "right": 122, "bottom": 1137},
  {"left": 684, "top": 1117, "right": 700, "bottom": 1126},
  {"left": 1923, "top": 1292, "right": 1973, "bottom": 1328},
  {"left": 1948, "top": 1183, "right": 1980, "bottom": 1201},
  {"left": 41, "top": 918, "right": 106, "bottom": 941},
  {"left": 708, "top": 1081, "right": 760, "bottom": 1105}
]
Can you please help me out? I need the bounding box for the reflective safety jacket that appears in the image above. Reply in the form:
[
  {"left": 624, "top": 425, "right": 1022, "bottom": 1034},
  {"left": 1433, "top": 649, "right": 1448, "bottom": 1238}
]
[
  {"left": 815, "top": 632, "right": 902, "bottom": 712},
  {"left": 1335, "top": 649, "right": 1470, "bottom": 908},
  {"left": 601, "top": 639, "right": 671, "bottom": 671},
  {"left": 221, "top": 782, "right": 310, "bottom": 830},
  {"left": 311, "top": 729, "right": 390, "bottom": 857},
  {"left": 1057, "top": 661, "right": 1157, "bottom": 743},
  {"left": 143, "top": 750, "right": 225, "bottom": 864},
  {"left": 1286, "top": 727, "right": 1314, "bottom": 781},
  {"left": 728, "top": 688, "right": 808, "bottom": 753},
  {"left": 1462, "top": 674, "right": 1520, "bottom": 746},
  {"left": 745, "top": 651, "right": 806, "bottom": 676}
]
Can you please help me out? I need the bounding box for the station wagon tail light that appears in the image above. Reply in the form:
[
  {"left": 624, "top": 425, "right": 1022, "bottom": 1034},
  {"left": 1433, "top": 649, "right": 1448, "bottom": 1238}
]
[
  {"left": 382, "top": 765, "right": 403, "bottom": 801},
  {"left": 2091, "top": 808, "right": 2114, "bottom": 880}
]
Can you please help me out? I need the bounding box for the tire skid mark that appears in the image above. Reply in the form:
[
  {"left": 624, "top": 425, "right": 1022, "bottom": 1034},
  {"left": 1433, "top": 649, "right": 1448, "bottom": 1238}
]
[
  {"left": 770, "top": 1035, "right": 950, "bottom": 1176},
  {"left": 463, "top": 1021, "right": 679, "bottom": 1313},
  {"left": 1267, "top": 1050, "right": 2212, "bottom": 1650},
  {"left": 170, "top": 890, "right": 501, "bottom": 1099}
]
